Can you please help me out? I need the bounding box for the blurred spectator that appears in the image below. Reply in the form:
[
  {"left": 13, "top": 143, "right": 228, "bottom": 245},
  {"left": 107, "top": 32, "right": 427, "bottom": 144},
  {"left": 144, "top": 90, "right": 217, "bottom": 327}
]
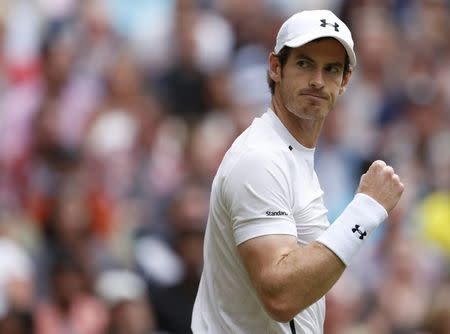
[
  {"left": 423, "top": 277, "right": 450, "bottom": 334},
  {"left": 0, "top": 214, "right": 34, "bottom": 331},
  {"left": 44, "top": 182, "right": 112, "bottom": 266},
  {"left": 39, "top": 23, "right": 103, "bottom": 149},
  {"left": 96, "top": 269, "right": 164, "bottom": 334},
  {"left": 323, "top": 272, "right": 365, "bottom": 334},
  {"left": 375, "top": 238, "right": 431, "bottom": 332},
  {"left": 0, "top": 310, "right": 32, "bottom": 334},
  {"left": 34, "top": 258, "right": 109, "bottom": 334},
  {"left": 185, "top": 112, "right": 237, "bottom": 183},
  {"left": 20, "top": 98, "right": 83, "bottom": 224},
  {"left": 316, "top": 105, "right": 363, "bottom": 221},
  {"left": 108, "top": 300, "right": 161, "bottom": 334},
  {"left": 138, "top": 181, "right": 208, "bottom": 333},
  {"left": 77, "top": 0, "right": 121, "bottom": 76},
  {"left": 155, "top": 9, "right": 208, "bottom": 122}
]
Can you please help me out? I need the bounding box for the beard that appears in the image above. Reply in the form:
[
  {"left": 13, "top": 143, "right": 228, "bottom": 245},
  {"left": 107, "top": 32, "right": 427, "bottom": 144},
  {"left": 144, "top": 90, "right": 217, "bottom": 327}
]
[{"left": 283, "top": 93, "right": 331, "bottom": 121}]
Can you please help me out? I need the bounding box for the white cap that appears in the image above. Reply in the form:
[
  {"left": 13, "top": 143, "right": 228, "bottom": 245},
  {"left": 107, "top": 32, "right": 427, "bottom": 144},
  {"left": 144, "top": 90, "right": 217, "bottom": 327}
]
[{"left": 274, "top": 10, "right": 356, "bottom": 67}]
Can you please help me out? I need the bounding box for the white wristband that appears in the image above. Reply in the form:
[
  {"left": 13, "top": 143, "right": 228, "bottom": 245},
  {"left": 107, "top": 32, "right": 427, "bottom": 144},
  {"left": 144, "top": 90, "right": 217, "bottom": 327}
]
[{"left": 316, "top": 193, "right": 388, "bottom": 266}]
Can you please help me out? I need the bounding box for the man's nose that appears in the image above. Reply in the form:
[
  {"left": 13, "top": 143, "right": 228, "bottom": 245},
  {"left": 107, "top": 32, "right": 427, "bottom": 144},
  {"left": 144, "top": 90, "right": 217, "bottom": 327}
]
[{"left": 309, "top": 70, "right": 324, "bottom": 89}]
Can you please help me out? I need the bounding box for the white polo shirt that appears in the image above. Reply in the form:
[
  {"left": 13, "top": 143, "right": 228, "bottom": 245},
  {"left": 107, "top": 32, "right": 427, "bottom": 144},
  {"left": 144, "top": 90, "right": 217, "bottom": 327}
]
[{"left": 192, "top": 109, "right": 330, "bottom": 334}]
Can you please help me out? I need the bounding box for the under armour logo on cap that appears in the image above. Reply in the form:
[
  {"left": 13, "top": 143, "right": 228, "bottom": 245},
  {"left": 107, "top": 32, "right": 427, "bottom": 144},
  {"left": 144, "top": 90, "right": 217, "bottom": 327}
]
[
  {"left": 351, "top": 224, "right": 367, "bottom": 240},
  {"left": 320, "top": 19, "right": 339, "bottom": 32}
]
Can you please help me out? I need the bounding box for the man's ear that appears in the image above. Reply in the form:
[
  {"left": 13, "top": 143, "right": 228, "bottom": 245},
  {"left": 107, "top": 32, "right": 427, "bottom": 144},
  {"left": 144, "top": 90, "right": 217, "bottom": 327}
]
[
  {"left": 268, "top": 53, "right": 281, "bottom": 83},
  {"left": 339, "top": 68, "right": 352, "bottom": 95}
]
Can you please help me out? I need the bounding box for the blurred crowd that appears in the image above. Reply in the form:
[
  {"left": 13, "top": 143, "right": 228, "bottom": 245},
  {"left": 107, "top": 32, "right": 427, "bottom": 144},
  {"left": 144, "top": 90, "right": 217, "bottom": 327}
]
[{"left": 0, "top": 0, "right": 448, "bottom": 333}]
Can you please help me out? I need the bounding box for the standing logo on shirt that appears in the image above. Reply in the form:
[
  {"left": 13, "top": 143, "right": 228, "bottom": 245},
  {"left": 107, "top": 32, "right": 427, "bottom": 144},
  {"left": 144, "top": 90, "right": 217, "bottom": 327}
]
[{"left": 266, "top": 210, "right": 288, "bottom": 216}]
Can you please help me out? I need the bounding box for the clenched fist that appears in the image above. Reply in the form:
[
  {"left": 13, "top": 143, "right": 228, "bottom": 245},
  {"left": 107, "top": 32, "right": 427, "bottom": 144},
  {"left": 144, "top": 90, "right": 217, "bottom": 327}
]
[{"left": 357, "top": 160, "right": 404, "bottom": 212}]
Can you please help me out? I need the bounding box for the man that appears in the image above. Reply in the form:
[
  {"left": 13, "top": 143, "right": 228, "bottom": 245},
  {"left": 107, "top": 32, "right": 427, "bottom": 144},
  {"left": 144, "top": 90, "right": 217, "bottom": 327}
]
[{"left": 192, "top": 9, "right": 404, "bottom": 334}]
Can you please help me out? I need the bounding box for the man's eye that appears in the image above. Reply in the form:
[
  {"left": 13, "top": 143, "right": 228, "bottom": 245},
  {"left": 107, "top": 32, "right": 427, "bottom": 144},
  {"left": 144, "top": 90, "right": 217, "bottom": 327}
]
[
  {"left": 297, "top": 60, "right": 310, "bottom": 68},
  {"left": 327, "top": 65, "right": 341, "bottom": 74}
]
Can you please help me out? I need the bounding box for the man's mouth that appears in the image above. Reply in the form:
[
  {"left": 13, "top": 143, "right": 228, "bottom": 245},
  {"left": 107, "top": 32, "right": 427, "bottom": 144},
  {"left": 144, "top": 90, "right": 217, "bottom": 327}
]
[{"left": 300, "top": 93, "right": 328, "bottom": 100}]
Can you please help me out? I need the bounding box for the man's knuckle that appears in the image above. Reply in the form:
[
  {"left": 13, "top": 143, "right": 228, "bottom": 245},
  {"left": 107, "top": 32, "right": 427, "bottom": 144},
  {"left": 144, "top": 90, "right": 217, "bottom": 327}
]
[{"left": 381, "top": 167, "right": 393, "bottom": 177}]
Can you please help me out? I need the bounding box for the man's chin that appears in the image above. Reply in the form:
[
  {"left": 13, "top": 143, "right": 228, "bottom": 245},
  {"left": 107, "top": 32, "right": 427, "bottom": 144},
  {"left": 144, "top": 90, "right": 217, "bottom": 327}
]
[
  {"left": 291, "top": 112, "right": 326, "bottom": 122},
  {"left": 293, "top": 107, "right": 328, "bottom": 120}
]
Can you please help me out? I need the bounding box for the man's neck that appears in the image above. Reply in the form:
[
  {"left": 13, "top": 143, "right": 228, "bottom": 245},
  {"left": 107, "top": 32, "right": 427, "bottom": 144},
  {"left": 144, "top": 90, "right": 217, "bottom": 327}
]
[{"left": 271, "top": 98, "right": 324, "bottom": 149}]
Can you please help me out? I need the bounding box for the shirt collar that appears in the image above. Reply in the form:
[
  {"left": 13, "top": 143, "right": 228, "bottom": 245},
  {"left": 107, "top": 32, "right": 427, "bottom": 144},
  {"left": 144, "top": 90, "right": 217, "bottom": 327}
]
[{"left": 261, "top": 108, "right": 316, "bottom": 156}]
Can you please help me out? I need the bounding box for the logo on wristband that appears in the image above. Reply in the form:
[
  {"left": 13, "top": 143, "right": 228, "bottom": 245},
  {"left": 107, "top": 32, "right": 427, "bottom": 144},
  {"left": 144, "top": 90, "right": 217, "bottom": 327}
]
[{"left": 351, "top": 225, "right": 367, "bottom": 240}]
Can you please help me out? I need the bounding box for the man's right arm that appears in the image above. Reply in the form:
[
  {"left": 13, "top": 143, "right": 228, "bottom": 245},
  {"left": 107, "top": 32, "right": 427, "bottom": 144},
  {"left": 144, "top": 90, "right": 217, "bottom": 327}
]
[{"left": 237, "top": 160, "right": 404, "bottom": 323}]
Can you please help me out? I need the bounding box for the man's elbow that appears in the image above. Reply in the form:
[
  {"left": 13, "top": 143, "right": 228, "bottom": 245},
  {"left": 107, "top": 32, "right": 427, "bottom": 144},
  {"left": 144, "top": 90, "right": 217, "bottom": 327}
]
[{"left": 261, "top": 294, "right": 305, "bottom": 323}]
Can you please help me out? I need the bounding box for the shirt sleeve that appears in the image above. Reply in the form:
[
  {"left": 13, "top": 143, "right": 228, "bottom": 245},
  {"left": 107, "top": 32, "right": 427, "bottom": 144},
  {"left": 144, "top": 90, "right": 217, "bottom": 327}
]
[{"left": 223, "top": 149, "right": 297, "bottom": 245}]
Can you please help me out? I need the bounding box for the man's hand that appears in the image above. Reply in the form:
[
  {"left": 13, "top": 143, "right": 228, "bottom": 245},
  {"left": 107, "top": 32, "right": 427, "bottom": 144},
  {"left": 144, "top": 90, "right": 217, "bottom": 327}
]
[{"left": 357, "top": 160, "right": 404, "bottom": 212}]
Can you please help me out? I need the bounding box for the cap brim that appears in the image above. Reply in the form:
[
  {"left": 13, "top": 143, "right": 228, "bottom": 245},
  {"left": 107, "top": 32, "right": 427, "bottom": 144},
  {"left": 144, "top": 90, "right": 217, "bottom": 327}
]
[{"left": 279, "top": 32, "right": 356, "bottom": 67}]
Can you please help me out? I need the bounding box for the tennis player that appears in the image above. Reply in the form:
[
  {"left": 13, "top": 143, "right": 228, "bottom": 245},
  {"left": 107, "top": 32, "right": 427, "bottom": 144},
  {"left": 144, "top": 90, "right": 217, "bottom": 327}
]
[{"left": 192, "top": 9, "right": 404, "bottom": 334}]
